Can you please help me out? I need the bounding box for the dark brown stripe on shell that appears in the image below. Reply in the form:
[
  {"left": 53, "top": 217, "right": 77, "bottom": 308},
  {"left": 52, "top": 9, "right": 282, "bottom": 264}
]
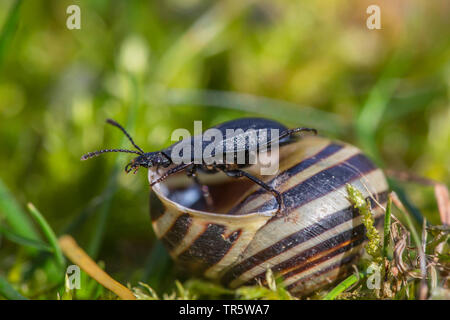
[
  {"left": 150, "top": 190, "right": 165, "bottom": 221},
  {"left": 245, "top": 224, "right": 368, "bottom": 286},
  {"left": 229, "top": 143, "right": 344, "bottom": 214},
  {"left": 235, "top": 215, "right": 383, "bottom": 289},
  {"left": 287, "top": 252, "right": 359, "bottom": 293},
  {"left": 245, "top": 228, "right": 363, "bottom": 286},
  {"left": 221, "top": 192, "right": 387, "bottom": 285},
  {"left": 177, "top": 224, "right": 242, "bottom": 273},
  {"left": 256, "top": 153, "right": 379, "bottom": 213},
  {"left": 160, "top": 213, "right": 192, "bottom": 252},
  {"left": 248, "top": 214, "right": 384, "bottom": 292}
]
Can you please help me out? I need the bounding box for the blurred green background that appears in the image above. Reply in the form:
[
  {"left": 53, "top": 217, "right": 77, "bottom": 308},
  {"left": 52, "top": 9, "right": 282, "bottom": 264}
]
[{"left": 0, "top": 0, "right": 448, "bottom": 298}]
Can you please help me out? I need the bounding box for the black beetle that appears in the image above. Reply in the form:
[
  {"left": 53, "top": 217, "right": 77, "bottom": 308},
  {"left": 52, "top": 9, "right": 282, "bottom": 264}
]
[{"left": 81, "top": 118, "right": 317, "bottom": 214}]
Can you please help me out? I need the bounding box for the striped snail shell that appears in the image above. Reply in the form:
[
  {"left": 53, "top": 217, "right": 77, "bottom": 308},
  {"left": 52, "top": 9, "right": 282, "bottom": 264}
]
[{"left": 149, "top": 136, "right": 389, "bottom": 297}]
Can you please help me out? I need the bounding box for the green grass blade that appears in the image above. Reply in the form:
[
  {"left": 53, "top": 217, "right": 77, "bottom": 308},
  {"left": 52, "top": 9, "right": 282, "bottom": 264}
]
[
  {"left": 0, "top": 275, "right": 28, "bottom": 300},
  {"left": 322, "top": 272, "right": 364, "bottom": 300},
  {"left": 87, "top": 75, "right": 140, "bottom": 258},
  {"left": 397, "top": 188, "right": 424, "bottom": 224},
  {"left": 61, "top": 195, "right": 103, "bottom": 234},
  {"left": 395, "top": 200, "right": 422, "bottom": 250},
  {"left": 356, "top": 52, "right": 411, "bottom": 165},
  {"left": 164, "top": 89, "right": 348, "bottom": 135},
  {"left": 141, "top": 240, "right": 174, "bottom": 292},
  {"left": 26, "top": 203, "right": 65, "bottom": 268},
  {"left": 383, "top": 195, "right": 392, "bottom": 259},
  {"left": 0, "top": 225, "right": 53, "bottom": 252},
  {"left": 87, "top": 170, "right": 117, "bottom": 258},
  {"left": 0, "top": 179, "right": 40, "bottom": 240},
  {"left": 154, "top": 1, "right": 253, "bottom": 86},
  {"left": 356, "top": 79, "right": 398, "bottom": 164},
  {"left": 0, "top": 0, "right": 22, "bottom": 69},
  {"left": 389, "top": 178, "right": 424, "bottom": 224}
]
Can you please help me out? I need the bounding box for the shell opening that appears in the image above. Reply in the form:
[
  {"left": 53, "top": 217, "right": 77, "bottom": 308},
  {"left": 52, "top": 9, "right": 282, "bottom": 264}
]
[{"left": 149, "top": 167, "right": 278, "bottom": 216}]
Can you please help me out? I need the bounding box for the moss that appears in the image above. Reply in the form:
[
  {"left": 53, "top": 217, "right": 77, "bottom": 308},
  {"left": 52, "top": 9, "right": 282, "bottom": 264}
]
[{"left": 346, "top": 184, "right": 382, "bottom": 263}]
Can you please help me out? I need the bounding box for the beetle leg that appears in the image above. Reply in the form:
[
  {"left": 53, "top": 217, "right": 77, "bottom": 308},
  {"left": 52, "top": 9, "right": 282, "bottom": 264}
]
[
  {"left": 219, "top": 168, "right": 284, "bottom": 217},
  {"left": 150, "top": 163, "right": 191, "bottom": 186},
  {"left": 278, "top": 127, "right": 317, "bottom": 142},
  {"left": 186, "top": 165, "right": 214, "bottom": 210}
]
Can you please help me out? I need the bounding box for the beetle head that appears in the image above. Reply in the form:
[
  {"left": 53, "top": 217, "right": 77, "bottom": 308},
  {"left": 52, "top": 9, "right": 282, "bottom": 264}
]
[
  {"left": 81, "top": 119, "right": 172, "bottom": 174},
  {"left": 125, "top": 152, "right": 172, "bottom": 174}
]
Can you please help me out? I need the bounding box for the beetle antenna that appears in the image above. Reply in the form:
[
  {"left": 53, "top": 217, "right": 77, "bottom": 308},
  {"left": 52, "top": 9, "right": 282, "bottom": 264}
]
[
  {"left": 81, "top": 149, "right": 142, "bottom": 161},
  {"left": 106, "top": 119, "right": 145, "bottom": 153}
]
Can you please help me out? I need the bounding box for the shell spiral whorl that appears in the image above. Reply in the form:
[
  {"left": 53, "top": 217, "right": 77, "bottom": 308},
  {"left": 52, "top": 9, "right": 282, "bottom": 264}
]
[{"left": 149, "top": 136, "right": 388, "bottom": 297}]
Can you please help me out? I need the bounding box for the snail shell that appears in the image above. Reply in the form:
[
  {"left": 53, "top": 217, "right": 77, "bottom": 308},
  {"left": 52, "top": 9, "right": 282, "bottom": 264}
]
[{"left": 149, "top": 136, "right": 388, "bottom": 296}]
